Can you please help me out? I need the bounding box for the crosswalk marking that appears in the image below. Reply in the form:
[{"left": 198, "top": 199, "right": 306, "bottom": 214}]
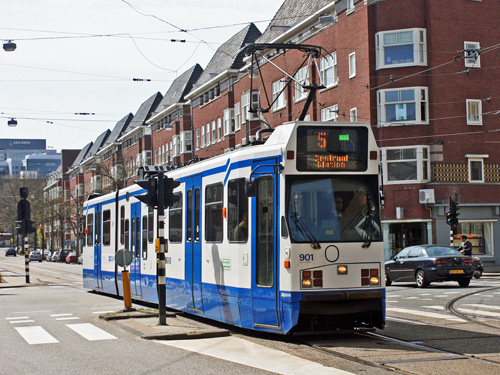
[
  {"left": 456, "top": 308, "right": 500, "bottom": 318},
  {"left": 464, "top": 304, "right": 500, "bottom": 311},
  {"left": 10, "top": 320, "right": 35, "bottom": 324},
  {"left": 386, "top": 307, "right": 466, "bottom": 322},
  {"left": 15, "top": 326, "right": 59, "bottom": 345},
  {"left": 56, "top": 317, "right": 80, "bottom": 321},
  {"left": 67, "top": 323, "right": 117, "bottom": 341},
  {"left": 6, "top": 317, "right": 29, "bottom": 320},
  {"left": 50, "top": 313, "right": 73, "bottom": 317}
]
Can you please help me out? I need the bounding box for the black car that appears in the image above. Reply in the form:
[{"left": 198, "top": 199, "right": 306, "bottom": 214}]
[
  {"left": 5, "top": 248, "right": 16, "bottom": 256},
  {"left": 385, "top": 245, "right": 474, "bottom": 288}
]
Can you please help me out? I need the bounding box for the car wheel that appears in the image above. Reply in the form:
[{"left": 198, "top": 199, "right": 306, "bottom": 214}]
[
  {"left": 473, "top": 270, "right": 482, "bottom": 279},
  {"left": 458, "top": 278, "right": 470, "bottom": 287},
  {"left": 385, "top": 273, "right": 392, "bottom": 286},
  {"left": 415, "top": 269, "right": 429, "bottom": 288}
]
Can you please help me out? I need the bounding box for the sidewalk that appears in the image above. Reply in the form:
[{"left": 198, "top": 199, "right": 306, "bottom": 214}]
[{"left": 0, "top": 266, "right": 46, "bottom": 288}]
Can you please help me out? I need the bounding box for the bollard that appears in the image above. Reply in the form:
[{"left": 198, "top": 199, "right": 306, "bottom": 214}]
[{"left": 122, "top": 270, "right": 133, "bottom": 310}]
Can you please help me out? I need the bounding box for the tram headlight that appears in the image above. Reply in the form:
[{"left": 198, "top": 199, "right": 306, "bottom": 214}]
[
  {"left": 361, "top": 268, "right": 380, "bottom": 286},
  {"left": 337, "top": 265, "right": 348, "bottom": 275},
  {"left": 302, "top": 278, "right": 313, "bottom": 288}
]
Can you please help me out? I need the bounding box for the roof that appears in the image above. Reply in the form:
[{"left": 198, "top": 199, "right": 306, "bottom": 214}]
[
  {"left": 257, "top": 0, "right": 332, "bottom": 43},
  {"left": 85, "top": 130, "right": 111, "bottom": 161},
  {"left": 122, "top": 92, "right": 163, "bottom": 134},
  {"left": 154, "top": 64, "right": 204, "bottom": 114},
  {"left": 69, "top": 142, "right": 93, "bottom": 170},
  {"left": 195, "top": 23, "right": 262, "bottom": 87},
  {"left": 103, "top": 113, "right": 134, "bottom": 148}
]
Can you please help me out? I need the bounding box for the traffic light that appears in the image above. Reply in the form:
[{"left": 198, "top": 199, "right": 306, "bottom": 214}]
[
  {"left": 15, "top": 219, "right": 25, "bottom": 235},
  {"left": 27, "top": 220, "right": 37, "bottom": 234},
  {"left": 446, "top": 211, "right": 454, "bottom": 226},
  {"left": 17, "top": 199, "right": 30, "bottom": 222},
  {"left": 163, "top": 176, "right": 181, "bottom": 208},
  {"left": 447, "top": 197, "right": 460, "bottom": 227},
  {"left": 135, "top": 177, "right": 158, "bottom": 208}
]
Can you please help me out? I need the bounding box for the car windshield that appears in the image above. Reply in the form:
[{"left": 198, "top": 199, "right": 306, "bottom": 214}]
[
  {"left": 287, "top": 176, "right": 382, "bottom": 243},
  {"left": 425, "top": 246, "right": 462, "bottom": 257}
]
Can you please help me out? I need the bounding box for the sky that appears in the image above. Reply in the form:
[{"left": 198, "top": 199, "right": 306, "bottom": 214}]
[{"left": 0, "top": 0, "right": 285, "bottom": 152}]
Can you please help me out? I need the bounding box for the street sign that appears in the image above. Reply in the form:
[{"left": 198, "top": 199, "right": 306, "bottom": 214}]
[{"left": 115, "top": 249, "right": 133, "bottom": 267}]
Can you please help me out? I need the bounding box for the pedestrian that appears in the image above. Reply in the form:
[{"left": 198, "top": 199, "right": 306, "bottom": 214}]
[{"left": 457, "top": 235, "right": 472, "bottom": 256}]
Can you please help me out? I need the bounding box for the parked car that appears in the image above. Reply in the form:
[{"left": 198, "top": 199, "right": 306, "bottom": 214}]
[
  {"left": 5, "top": 248, "right": 16, "bottom": 256},
  {"left": 78, "top": 253, "right": 83, "bottom": 264},
  {"left": 385, "top": 245, "right": 474, "bottom": 288},
  {"left": 59, "top": 249, "right": 72, "bottom": 262},
  {"left": 65, "top": 251, "right": 77, "bottom": 264},
  {"left": 50, "top": 250, "right": 60, "bottom": 262},
  {"left": 29, "top": 250, "right": 43, "bottom": 262}
]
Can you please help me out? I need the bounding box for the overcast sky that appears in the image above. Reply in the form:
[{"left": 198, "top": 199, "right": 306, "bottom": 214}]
[{"left": 0, "top": 0, "right": 284, "bottom": 151}]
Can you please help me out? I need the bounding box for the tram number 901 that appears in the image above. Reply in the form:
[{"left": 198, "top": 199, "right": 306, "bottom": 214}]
[{"left": 299, "top": 254, "right": 314, "bottom": 262}]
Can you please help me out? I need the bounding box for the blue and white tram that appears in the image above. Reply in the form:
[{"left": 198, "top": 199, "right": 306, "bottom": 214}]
[{"left": 82, "top": 120, "right": 385, "bottom": 334}]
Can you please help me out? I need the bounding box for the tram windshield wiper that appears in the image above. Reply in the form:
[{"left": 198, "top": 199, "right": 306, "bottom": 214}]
[{"left": 290, "top": 211, "right": 321, "bottom": 249}]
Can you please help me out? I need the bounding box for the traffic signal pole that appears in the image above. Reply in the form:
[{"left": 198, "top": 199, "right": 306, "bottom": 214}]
[
  {"left": 157, "top": 173, "right": 167, "bottom": 325},
  {"left": 24, "top": 237, "right": 30, "bottom": 283}
]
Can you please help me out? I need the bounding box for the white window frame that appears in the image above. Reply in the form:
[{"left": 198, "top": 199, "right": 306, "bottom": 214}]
[
  {"left": 350, "top": 107, "right": 357, "bottom": 122},
  {"left": 347, "top": 0, "right": 355, "bottom": 12},
  {"left": 466, "top": 99, "right": 482, "bottom": 125},
  {"left": 224, "top": 108, "right": 235, "bottom": 136},
  {"left": 467, "top": 154, "right": 487, "bottom": 183},
  {"left": 196, "top": 128, "right": 200, "bottom": 150},
  {"left": 201, "top": 126, "right": 205, "bottom": 148},
  {"left": 349, "top": 52, "right": 356, "bottom": 78},
  {"left": 217, "top": 118, "right": 222, "bottom": 141},
  {"left": 272, "top": 78, "right": 286, "bottom": 111},
  {"left": 377, "top": 86, "right": 429, "bottom": 126},
  {"left": 173, "top": 135, "right": 180, "bottom": 157},
  {"left": 376, "top": 28, "right": 427, "bottom": 70},
  {"left": 294, "top": 66, "right": 309, "bottom": 102},
  {"left": 464, "top": 41, "right": 481, "bottom": 68},
  {"left": 319, "top": 51, "right": 338, "bottom": 88},
  {"left": 181, "top": 131, "right": 192, "bottom": 154},
  {"left": 205, "top": 123, "right": 210, "bottom": 146},
  {"left": 320, "top": 104, "right": 338, "bottom": 122},
  {"left": 211, "top": 121, "right": 216, "bottom": 144},
  {"left": 241, "top": 91, "right": 260, "bottom": 122},
  {"left": 382, "top": 145, "right": 430, "bottom": 184},
  {"left": 234, "top": 103, "right": 241, "bottom": 131}
]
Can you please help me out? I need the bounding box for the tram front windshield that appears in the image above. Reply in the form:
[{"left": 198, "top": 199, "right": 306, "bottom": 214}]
[{"left": 287, "top": 176, "right": 382, "bottom": 243}]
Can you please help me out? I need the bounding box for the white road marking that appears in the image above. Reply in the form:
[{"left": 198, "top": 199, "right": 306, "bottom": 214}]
[
  {"left": 92, "top": 311, "right": 115, "bottom": 314},
  {"left": 56, "top": 317, "right": 80, "bottom": 321},
  {"left": 464, "top": 304, "right": 500, "bottom": 311},
  {"left": 387, "top": 307, "right": 466, "bottom": 322},
  {"left": 10, "top": 320, "right": 35, "bottom": 324},
  {"left": 50, "top": 314, "right": 73, "bottom": 317},
  {"left": 15, "top": 326, "right": 59, "bottom": 345},
  {"left": 67, "top": 323, "right": 117, "bottom": 341},
  {"left": 457, "top": 308, "right": 500, "bottom": 318},
  {"left": 159, "top": 336, "right": 354, "bottom": 375},
  {"left": 6, "top": 317, "right": 29, "bottom": 320}
]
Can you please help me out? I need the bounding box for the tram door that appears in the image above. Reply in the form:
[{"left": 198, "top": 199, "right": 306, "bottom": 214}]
[
  {"left": 94, "top": 204, "right": 103, "bottom": 290},
  {"left": 185, "top": 174, "right": 203, "bottom": 312},
  {"left": 252, "top": 159, "right": 279, "bottom": 328},
  {"left": 130, "top": 202, "right": 142, "bottom": 297}
]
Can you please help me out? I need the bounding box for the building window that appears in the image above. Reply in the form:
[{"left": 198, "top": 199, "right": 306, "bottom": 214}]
[
  {"left": 242, "top": 91, "right": 259, "bottom": 122},
  {"left": 272, "top": 78, "right": 286, "bottom": 111},
  {"left": 347, "top": 0, "right": 354, "bottom": 12},
  {"left": 464, "top": 41, "right": 480, "bottom": 68},
  {"left": 201, "top": 126, "right": 205, "bottom": 148},
  {"left": 181, "top": 131, "right": 192, "bottom": 153},
  {"left": 234, "top": 103, "right": 241, "bottom": 131},
  {"left": 196, "top": 128, "right": 200, "bottom": 149},
  {"left": 224, "top": 108, "right": 235, "bottom": 135},
  {"left": 217, "top": 118, "right": 222, "bottom": 141},
  {"left": 382, "top": 146, "right": 430, "bottom": 184},
  {"left": 320, "top": 104, "right": 338, "bottom": 121},
  {"left": 319, "top": 52, "right": 338, "bottom": 88},
  {"left": 349, "top": 52, "right": 356, "bottom": 78},
  {"left": 350, "top": 108, "right": 357, "bottom": 122},
  {"left": 205, "top": 123, "right": 210, "bottom": 146},
  {"left": 205, "top": 183, "right": 223, "bottom": 242},
  {"left": 377, "top": 87, "right": 428, "bottom": 126},
  {"left": 294, "top": 66, "right": 309, "bottom": 102},
  {"left": 466, "top": 99, "right": 482, "bottom": 125},
  {"left": 467, "top": 155, "right": 487, "bottom": 183},
  {"left": 211, "top": 121, "right": 216, "bottom": 144},
  {"left": 454, "top": 222, "right": 493, "bottom": 255},
  {"left": 376, "top": 28, "right": 427, "bottom": 70}
]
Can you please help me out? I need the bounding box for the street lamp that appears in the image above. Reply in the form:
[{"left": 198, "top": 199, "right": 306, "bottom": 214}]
[{"left": 3, "top": 40, "right": 16, "bottom": 52}]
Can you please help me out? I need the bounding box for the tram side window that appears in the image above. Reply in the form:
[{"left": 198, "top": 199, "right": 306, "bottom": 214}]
[
  {"left": 205, "top": 183, "right": 223, "bottom": 242},
  {"left": 103, "top": 210, "right": 111, "bottom": 246},
  {"left": 87, "top": 213, "right": 94, "bottom": 246},
  {"left": 124, "top": 219, "right": 130, "bottom": 250},
  {"left": 142, "top": 215, "right": 148, "bottom": 259},
  {"left": 228, "top": 178, "right": 248, "bottom": 242},
  {"left": 120, "top": 206, "right": 125, "bottom": 245},
  {"left": 148, "top": 207, "right": 154, "bottom": 243},
  {"left": 169, "top": 193, "right": 182, "bottom": 243}
]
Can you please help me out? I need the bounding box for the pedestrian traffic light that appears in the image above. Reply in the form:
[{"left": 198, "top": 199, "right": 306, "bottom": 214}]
[
  {"left": 163, "top": 177, "right": 181, "bottom": 208},
  {"left": 135, "top": 177, "right": 158, "bottom": 208}
]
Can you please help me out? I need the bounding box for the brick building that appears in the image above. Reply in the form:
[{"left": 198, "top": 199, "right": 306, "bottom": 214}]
[{"left": 49, "top": 0, "right": 500, "bottom": 270}]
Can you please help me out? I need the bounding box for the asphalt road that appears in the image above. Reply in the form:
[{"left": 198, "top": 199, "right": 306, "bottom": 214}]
[{"left": 2, "top": 252, "right": 500, "bottom": 375}]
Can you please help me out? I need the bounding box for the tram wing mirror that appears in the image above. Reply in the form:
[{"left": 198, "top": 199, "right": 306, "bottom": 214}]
[{"left": 245, "top": 178, "right": 257, "bottom": 197}]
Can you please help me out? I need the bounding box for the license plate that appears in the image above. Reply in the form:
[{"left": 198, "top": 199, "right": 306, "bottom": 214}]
[{"left": 450, "top": 269, "right": 464, "bottom": 274}]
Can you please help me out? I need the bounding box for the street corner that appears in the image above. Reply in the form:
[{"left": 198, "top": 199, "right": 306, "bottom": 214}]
[{"left": 0, "top": 268, "right": 45, "bottom": 288}]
